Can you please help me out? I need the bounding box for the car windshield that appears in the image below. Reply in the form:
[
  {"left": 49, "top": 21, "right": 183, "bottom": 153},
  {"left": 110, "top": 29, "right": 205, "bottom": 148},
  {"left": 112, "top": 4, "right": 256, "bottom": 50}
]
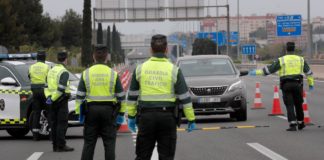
[
  {"left": 14, "top": 64, "right": 79, "bottom": 83},
  {"left": 179, "top": 58, "right": 236, "bottom": 77}
]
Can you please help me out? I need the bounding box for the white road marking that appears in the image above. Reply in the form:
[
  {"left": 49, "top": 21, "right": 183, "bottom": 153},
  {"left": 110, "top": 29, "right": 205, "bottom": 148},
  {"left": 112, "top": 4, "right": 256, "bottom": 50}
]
[
  {"left": 132, "top": 133, "right": 159, "bottom": 160},
  {"left": 247, "top": 143, "right": 288, "bottom": 160},
  {"left": 151, "top": 143, "right": 158, "bottom": 160},
  {"left": 277, "top": 116, "right": 288, "bottom": 120},
  {"left": 26, "top": 152, "right": 43, "bottom": 160}
]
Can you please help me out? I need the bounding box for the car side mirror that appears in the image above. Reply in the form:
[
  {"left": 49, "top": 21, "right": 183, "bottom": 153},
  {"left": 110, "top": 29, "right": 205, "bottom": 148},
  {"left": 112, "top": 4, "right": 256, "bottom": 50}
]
[
  {"left": 239, "top": 70, "right": 249, "bottom": 77},
  {"left": 1, "top": 77, "right": 18, "bottom": 86}
]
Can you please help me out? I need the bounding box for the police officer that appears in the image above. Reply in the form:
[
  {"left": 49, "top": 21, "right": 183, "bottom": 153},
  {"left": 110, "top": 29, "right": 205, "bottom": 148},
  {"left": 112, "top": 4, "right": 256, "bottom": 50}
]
[
  {"left": 28, "top": 51, "right": 49, "bottom": 141},
  {"left": 127, "top": 34, "right": 197, "bottom": 160},
  {"left": 45, "top": 51, "right": 74, "bottom": 152},
  {"left": 75, "top": 44, "right": 126, "bottom": 160},
  {"left": 249, "top": 42, "right": 315, "bottom": 131}
]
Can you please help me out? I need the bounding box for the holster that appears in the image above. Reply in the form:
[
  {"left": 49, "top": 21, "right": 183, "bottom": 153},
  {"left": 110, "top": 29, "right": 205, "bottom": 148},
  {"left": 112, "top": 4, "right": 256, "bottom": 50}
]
[{"left": 174, "top": 100, "right": 183, "bottom": 127}]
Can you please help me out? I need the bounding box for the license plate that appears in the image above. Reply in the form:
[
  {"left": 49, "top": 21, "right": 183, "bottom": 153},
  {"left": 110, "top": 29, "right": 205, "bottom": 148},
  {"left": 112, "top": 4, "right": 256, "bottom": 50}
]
[{"left": 198, "top": 97, "right": 221, "bottom": 103}]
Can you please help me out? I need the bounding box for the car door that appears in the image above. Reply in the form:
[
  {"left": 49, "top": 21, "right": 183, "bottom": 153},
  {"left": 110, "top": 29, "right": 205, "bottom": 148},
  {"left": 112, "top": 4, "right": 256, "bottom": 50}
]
[{"left": 0, "top": 66, "right": 21, "bottom": 119}]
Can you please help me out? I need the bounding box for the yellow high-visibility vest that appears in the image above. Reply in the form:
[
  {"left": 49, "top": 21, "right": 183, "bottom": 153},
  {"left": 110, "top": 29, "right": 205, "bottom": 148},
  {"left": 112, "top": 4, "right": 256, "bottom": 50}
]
[
  {"left": 136, "top": 57, "right": 178, "bottom": 102},
  {"left": 29, "top": 62, "right": 49, "bottom": 84}
]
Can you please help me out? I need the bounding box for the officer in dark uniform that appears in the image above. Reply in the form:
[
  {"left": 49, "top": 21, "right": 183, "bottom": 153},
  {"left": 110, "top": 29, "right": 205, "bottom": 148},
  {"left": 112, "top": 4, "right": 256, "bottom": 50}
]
[
  {"left": 249, "top": 42, "right": 315, "bottom": 131},
  {"left": 28, "top": 51, "right": 49, "bottom": 140},
  {"left": 45, "top": 51, "right": 74, "bottom": 152},
  {"left": 75, "top": 44, "right": 126, "bottom": 160},
  {"left": 127, "top": 34, "right": 196, "bottom": 160}
]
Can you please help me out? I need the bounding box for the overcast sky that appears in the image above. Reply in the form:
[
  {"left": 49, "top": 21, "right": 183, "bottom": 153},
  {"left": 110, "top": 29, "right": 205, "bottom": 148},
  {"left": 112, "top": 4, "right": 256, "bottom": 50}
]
[{"left": 41, "top": 0, "right": 324, "bottom": 34}]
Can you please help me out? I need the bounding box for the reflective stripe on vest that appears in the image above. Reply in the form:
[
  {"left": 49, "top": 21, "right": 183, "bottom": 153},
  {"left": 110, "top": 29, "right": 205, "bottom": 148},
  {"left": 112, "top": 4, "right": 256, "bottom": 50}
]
[
  {"left": 137, "top": 57, "right": 178, "bottom": 102},
  {"left": 84, "top": 64, "right": 117, "bottom": 102},
  {"left": 279, "top": 55, "right": 304, "bottom": 77},
  {"left": 29, "top": 62, "right": 49, "bottom": 84}
]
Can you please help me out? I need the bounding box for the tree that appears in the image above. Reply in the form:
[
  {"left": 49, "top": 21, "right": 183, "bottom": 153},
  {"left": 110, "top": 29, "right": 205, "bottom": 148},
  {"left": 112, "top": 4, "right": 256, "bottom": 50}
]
[
  {"left": 249, "top": 27, "right": 267, "bottom": 39},
  {"left": 81, "top": 0, "right": 92, "bottom": 67},
  {"left": 314, "top": 26, "right": 324, "bottom": 34},
  {"left": 61, "top": 9, "right": 82, "bottom": 48},
  {"left": 0, "top": 0, "right": 25, "bottom": 49},
  {"left": 111, "top": 24, "right": 117, "bottom": 63},
  {"left": 38, "top": 14, "right": 62, "bottom": 48},
  {"left": 192, "top": 39, "right": 218, "bottom": 55},
  {"left": 97, "top": 23, "right": 103, "bottom": 44},
  {"left": 107, "top": 26, "right": 111, "bottom": 53}
]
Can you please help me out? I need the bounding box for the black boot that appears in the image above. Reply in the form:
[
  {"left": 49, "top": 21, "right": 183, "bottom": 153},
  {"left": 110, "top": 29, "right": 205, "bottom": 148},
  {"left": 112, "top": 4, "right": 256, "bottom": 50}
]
[
  {"left": 298, "top": 122, "right": 306, "bottom": 130},
  {"left": 57, "top": 145, "right": 74, "bottom": 152},
  {"left": 286, "top": 124, "right": 297, "bottom": 131},
  {"left": 53, "top": 145, "right": 58, "bottom": 152},
  {"left": 32, "top": 132, "right": 40, "bottom": 141}
]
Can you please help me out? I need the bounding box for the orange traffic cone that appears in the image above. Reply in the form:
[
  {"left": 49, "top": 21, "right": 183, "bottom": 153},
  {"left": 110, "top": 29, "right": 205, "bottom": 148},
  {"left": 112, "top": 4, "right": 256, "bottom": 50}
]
[
  {"left": 269, "top": 85, "right": 284, "bottom": 116},
  {"left": 251, "top": 82, "right": 264, "bottom": 109},
  {"left": 118, "top": 115, "right": 130, "bottom": 133},
  {"left": 302, "top": 90, "right": 313, "bottom": 125}
]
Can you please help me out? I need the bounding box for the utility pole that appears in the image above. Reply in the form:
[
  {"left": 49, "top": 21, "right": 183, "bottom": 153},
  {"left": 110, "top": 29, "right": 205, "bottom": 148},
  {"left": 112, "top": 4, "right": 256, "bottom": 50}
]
[
  {"left": 226, "top": 4, "right": 230, "bottom": 55},
  {"left": 307, "top": 0, "right": 312, "bottom": 60},
  {"left": 237, "top": 0, "right": 240, "bottom": 60}
]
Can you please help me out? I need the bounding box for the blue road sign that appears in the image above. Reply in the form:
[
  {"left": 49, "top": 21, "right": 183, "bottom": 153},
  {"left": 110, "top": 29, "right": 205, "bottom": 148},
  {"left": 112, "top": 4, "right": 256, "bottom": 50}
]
[
  {"left": 196, "top": 32, "right": 227, "bottom": 46},
  {"left": 276, "top": 15, "right": 302, "bottom": 37},
  {"left": 229, "top": 32, "right": 239, "bottom": 46},
  {"left": 241, "top": 44, "right": 256, "bottom": 55}
]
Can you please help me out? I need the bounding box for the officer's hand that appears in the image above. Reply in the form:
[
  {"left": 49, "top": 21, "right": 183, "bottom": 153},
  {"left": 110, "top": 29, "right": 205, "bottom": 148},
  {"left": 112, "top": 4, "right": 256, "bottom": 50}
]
[
  {"left": 46, "top": 97, "right": 53, "bottom": 105},
  {"left": 309, "top": 85, "right": 314, "bottom": 91},
  {"left": 128, "top": 117, "right": 137, "bottom": 133},
  {"left": 248, "top": 69, "right": 257, "bottom": 76},
  {"left": 187, "top": 121, "right": 197, "bottom": 132},
  {"left": 116, "top": 115, "right": 125, "bottom": 125}
]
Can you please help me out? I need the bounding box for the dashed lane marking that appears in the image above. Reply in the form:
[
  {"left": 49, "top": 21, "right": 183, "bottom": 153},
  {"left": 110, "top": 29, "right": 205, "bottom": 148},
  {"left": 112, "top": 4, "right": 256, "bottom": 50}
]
[
  {"left": 247, "top": 143, "right": 288, "bottom": 160},
  {"left": 26, "top": 152, "right": 43, "bottom": 160}
]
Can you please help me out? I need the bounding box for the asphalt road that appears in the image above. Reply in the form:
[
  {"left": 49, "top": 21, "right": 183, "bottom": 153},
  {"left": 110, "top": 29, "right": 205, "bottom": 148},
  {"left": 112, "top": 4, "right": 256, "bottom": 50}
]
[{"left": 1, "top": 76, "right": 324, "bottom": 160}]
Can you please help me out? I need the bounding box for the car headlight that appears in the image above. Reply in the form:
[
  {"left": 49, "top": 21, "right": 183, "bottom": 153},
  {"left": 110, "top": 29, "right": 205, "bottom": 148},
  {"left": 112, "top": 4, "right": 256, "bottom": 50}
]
[{"left": 227, "top": 80, "right": 242, "bottom": 92}]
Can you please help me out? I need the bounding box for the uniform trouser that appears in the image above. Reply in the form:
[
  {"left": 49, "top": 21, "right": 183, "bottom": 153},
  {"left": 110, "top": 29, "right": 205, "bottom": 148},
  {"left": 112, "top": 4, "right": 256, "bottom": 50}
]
[
  {"left": 136, "top": 110, "right": 177, "bottom": 160},
  {"left": 81, "top": 105, "right": 117, "bottom": 160},
  {"left": 49, "top": 98, "right": 68, "bottom": 148},
  {"left": 281, "top": 81, "right": 304, "bottom": 124},
  {"left": 31, "top": 88, "right": 46, "bottom": 134}
]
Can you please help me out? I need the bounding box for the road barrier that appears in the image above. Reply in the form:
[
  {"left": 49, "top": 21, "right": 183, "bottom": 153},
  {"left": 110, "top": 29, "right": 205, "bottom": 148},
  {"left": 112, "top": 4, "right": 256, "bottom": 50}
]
[
  {"left": 302, "top": 91, "right": 314, "bottom": 125},
  {"left": 252, "top": 82, "right": 264, "bottom": 109},
  {"left": 269, "top": 85, "right": 284, "bottom": 116}
]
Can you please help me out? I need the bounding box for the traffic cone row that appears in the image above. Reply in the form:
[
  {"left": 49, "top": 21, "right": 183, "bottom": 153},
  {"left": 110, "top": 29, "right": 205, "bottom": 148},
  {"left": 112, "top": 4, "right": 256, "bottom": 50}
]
[
  {"left": 302, "top": 90, "right": 313, "bottom": 125},
  {"left": 252, "top": 82, "right": 314, "bottom": 125},
  {"left": 251, "top": 82, "right": 264, "bottom": 109}
]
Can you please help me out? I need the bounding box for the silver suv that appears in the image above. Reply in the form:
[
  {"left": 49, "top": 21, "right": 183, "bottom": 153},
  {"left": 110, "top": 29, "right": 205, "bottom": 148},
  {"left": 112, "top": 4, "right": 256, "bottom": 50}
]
[{"left": 177, "top": 55, "right": 248, "bottom": 121}]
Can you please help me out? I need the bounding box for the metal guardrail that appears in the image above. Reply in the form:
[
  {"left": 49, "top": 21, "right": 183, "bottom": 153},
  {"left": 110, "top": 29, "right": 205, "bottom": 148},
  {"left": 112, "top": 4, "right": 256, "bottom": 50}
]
[
  {"left": 309, "top": 59, "right": 324, "bottom": 65},
  {"left": 235, "top": 64, "right": 257, "bottom": 70}
]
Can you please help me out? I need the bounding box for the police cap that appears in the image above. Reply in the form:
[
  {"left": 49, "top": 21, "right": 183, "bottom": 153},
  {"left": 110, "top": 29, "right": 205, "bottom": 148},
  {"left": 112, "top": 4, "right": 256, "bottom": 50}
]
[
  {"left": 37, "top": 50, "right": 46, "bottom": 61},
  {"left": 151, "top": 34, "right": 167, "bottom": 53},
  {"left": 57, "top": 51, "right": 68, "bottom": 62},
  {"left": 286, "top": 42, "right": 295, "bottom": 52},
  {"left": 94, "top": 44, "right": 108, "bottom": 53}
]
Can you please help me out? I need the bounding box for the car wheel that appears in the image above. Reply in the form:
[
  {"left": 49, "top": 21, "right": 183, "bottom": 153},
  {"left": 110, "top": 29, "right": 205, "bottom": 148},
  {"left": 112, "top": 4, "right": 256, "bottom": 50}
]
[
  {"left": 6, "top": 128, "right": 29, "bottom": 138},
  {"left": 230, "top": 99, "right": 247, "bottom": 121}
]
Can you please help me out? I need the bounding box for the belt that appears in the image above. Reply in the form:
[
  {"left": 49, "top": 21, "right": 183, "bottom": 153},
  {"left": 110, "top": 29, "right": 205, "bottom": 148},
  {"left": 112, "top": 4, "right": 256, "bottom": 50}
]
[
  {"left": 87, "top": 102, "right": 115, "bottom": 106},
  {"left": 141, "top": 107, "right": 174, "bottom": 112}
]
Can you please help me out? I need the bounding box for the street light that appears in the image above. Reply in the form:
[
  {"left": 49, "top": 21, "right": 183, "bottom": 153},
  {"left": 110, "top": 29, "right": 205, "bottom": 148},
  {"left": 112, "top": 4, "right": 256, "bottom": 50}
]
[
  {"left": 237, "top": 0, "right": 240, "bottom": 60},
  {"left": 307, "top": 0, "right": 312, "bottom": 60}
]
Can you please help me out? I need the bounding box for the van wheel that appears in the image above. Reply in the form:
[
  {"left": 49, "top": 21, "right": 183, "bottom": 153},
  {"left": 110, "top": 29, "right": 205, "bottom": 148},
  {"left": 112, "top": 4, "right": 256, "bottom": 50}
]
[{"left": 6, "top": 128, "right": 29, "bottom": 138}]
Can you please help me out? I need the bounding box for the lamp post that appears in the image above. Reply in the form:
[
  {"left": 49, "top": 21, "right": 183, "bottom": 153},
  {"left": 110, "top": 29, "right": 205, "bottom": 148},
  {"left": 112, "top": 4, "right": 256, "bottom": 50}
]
[{"left": 307, "top": 0, "right": 312, "bottom": 60}]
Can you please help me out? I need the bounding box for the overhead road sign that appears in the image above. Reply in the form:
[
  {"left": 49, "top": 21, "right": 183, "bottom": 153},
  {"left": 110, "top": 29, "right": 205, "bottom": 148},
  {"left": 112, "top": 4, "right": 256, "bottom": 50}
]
[
  {"left": 94, "top": 0, "right": 126, "bottom": 22},
  {"left": 196, "top": 32, "right": 239, "bottom": 46},
  {"left": 127, "top": 0, "right": 165, "bottom": 22},
  {"left": 241, "top": 44, "right": 256, "bottom": 55},
  {"left": 276, "top": 15, "right": 302, "bottom": 37},
  {"left": 168, "top": 0, "right": 204, "bottom": 21}
]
